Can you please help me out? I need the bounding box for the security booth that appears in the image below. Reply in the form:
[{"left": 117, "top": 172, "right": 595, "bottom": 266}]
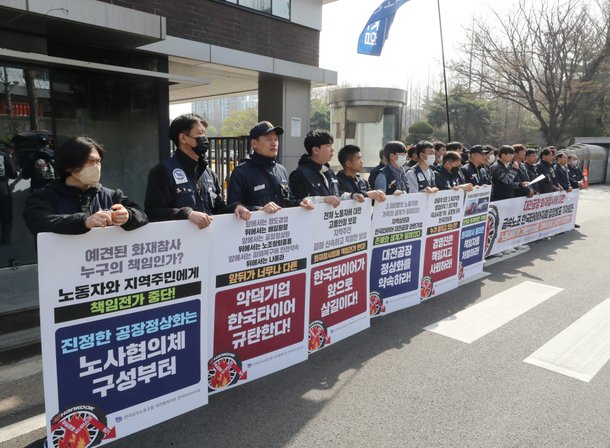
[
  {"left": 329, "top": 87, "right": 407, "bottom": 173},
  {"left": 573, "top": 137, "right": 610, "bottom": 184}
]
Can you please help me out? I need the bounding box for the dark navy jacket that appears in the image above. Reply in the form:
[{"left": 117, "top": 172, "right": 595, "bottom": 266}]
[
  {"left": 145, "top": 150, "right": 225, "bottom": 222},
  {"left": 488, "top": 161, "right": 519, "bottom": 201},
  {"left": 461, "top": 162, "right": 490, "bottom": 186},
  {"left": 435, "top": 167, "right": 461, "bottom": 190},
  {"left": 289, "top": 154, "right": 339, "bottom": 200},
  {"left": 536, "top": 160, "right": 560, "bottom": 194},
  {"left": 554, "top": 163, "right": 571, "bottom": 190},
  {"left": 227, "top": 152, "right": 299, "bottom": 210},
  {"left": 337, "top": 170, "right": 370, "bottom": 196},
  {"left": 368, "top": 163, "right": 385, "bottom": 190},
  {"left": 23, "top": 180, "right": 147, "bottom": 235}
]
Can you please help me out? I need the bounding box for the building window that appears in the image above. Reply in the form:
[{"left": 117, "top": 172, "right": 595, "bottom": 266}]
[{"left": 227, "top": 0, "right": 290, "bottom": 20}]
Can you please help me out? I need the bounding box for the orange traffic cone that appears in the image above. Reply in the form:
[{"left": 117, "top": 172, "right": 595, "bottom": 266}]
[{"left": 583, "top": 166, "right": 589, "bottom": 189}]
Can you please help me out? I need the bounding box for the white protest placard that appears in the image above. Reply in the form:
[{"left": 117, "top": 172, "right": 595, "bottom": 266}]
[
  {"left": 486, "top": 190, "right": 579, "bottom": 255},
  {"left": 369, "top": 193, "right": 427, "bottom": 316},
  {"left": 459, "top": 185, "right": 491, "bottom": 281},
  {"left": 38, "top": 221, "right": 209, "bottom": 447},
  {"left": 207, "top": 209, "right": 310, "bottom": 393},
  {"left": 421, "top": 189, "right": 465, "bottom": 300},
  {"left": 307, "top": 200, "right": 371, "bottom": 352}
]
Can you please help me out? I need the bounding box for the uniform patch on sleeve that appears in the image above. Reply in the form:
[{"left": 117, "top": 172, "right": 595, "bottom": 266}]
[{"left": 172, "top": 168, "right": 188, "bottom": 184}]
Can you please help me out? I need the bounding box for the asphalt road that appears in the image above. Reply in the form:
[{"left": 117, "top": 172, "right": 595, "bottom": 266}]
[{"left": 3, "top": 185, "right": 610, "bottom": 448}]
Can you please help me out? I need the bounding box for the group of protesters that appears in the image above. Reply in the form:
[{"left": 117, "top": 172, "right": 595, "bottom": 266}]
[
  {"left": 21, "top": 113, "right": 586, "bottom": 237},
  {"left": 363, "top": 140, "right": 585, "bottom": 200}
]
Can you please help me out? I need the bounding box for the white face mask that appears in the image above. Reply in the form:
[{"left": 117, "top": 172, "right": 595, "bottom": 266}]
[
  {"left": 73, "top": 164, "right": 101, "bottom": 187},
  {"left": 396, "top": 154, "right": 407, "bottom": 166},
  {"left": 488, "top": 154, "right": 496, "bottom": 164},
  {"left": 426, "top": 154, "right": 436, "bottom": 166},
  {"left": 570, "top": 160, "right": 579, "bottom": 167}
]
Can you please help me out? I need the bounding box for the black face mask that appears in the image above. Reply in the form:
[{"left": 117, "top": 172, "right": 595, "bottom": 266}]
[
  {"left": 451, "top": 167, "right": 460, "bottom": 175},
  {"left": 192, "top": 136, "right": 209, "bottom": 158}
]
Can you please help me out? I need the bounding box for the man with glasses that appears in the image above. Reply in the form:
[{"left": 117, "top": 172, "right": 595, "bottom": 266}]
[{"left": 145, "top": 113, "right": 250, "bottom": 229}]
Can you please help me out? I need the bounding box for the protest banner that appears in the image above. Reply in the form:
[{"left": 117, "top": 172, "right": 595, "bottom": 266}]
[
  {"left": 421, "top": 189, "right": 465, "bottom": 300},
  {"left": 207, "top": 209, "right": 309, "bottom": 393},
  {"left": 307, "top": 200, "right": 371, "bottom": 352},
  {"left": 486, "top": 191, "right": 579, "bottom": 256},
  {"left": 459, "top": 185, "right": 492, "bottom": 281},
  {"left": 369, "top": 194, "right": 427, "bottom": 315},
  {"left": 37, "top": 221, "right": 208, "bottom": 447}
]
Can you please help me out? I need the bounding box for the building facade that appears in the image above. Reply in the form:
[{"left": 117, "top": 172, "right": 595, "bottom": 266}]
[{"left": 0, "top": 0, "right": 337, "bottom": 270}]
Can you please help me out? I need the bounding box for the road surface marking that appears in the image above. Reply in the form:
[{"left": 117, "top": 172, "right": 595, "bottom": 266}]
[
  {"left": 524, "top": 299, "right": 610, "bottom": 382},
  {"left": 424, "top": 281, "right": 563, "bottom": 343}
]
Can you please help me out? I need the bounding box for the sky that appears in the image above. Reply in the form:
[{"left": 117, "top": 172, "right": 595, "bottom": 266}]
[{"left": 319, "top": 0, "right": 516, "bottom": 92}]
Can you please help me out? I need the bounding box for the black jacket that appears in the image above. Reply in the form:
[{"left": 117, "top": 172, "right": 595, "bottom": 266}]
[
  {"left": 337, "top": 170, "right": 370, "bottom": 195},
  {"left": 368, "top": 163, "right": 385, "bottom": 190},
  {"left": 488, "top": 161, "right": 519, "bottom": 201},
  {"left": 568, "top": 165, "right": 584, "bottom": 188},
  {"left": 524, "top": 162, "right": 539, "bottom": 193},
  {"left": 145, "top": 149, "right": 225, "bottom": 222},
  {"left": 289, "top": 154, "right": 339, "bottom": 200},
  {"left": 554, "top": 163, "right": 571, "bottom": 190},
  {"left": 435, "top": 167, "right": 461, "bottom": 190},
  {"left": 227, "top": 152, "right": 299, "bottom": 210},
  {"left": 461, "top": 162, "right": 490, "bottom": 186},
  {"left": 536, "top": 160, "right": 560, "bottom": 194},
  {"left": 23, "top": 180, "right": 147, "bottom": 235}
]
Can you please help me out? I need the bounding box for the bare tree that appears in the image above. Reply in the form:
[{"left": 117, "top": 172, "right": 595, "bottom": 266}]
[{"left": 453, "top": 0, "right": 610, "bottom": 146}]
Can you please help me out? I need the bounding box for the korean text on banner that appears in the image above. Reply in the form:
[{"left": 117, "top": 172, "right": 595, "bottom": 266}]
[
  {"left": 208, "top": 208, "right": 310, "bottom": 393},
  {"left": 369, "top": 193, "right": 427, "bottom": 316},
  {"left": 421, "top": 189, "right": 465, "bottom": 300},
  {"left": 308, "top": 200, "right": 371, "bottom": 353},
  {"left": 37, "top": 221, "right": 209, "bottom": 447},
  {"left": 460, "top": 185, "right": 492, "bottom": 281},
  {"left": 486, "top": 190, "right": 579, "bottom": 255}
]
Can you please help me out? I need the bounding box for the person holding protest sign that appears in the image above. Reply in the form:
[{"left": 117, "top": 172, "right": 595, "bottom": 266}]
[
  {"left": 373, "top": 141, "right": 409, "bottom": 195},
  {"left": 435, "top": 151, "right": 474, "bottom": 192},
  {"left": 512, "top": 144, "right": 535, "bottom": 197},
  {"left": 145, "top": 113, "right": 250, "bottom": 229},
  {"left": 336, "top": 144, "right": 386, "bottom": 203},
  {"left": 461, "top": 145, "right": 491, "bottom": 186},
  {"left": 405, "top": 140, "right": 439, "bottom": 194},
  {"left": 567, "top": 154, "right": 584, "bottom": 189},
  {"left": 554, "top": 151, "right": 573, "bottom": 192},
  {"left": 536, "top": 147, "right": 561, "bottom": 194},
  {"left": 23, "top": 136, "right": 148, "bottom": 235},
  {"left": 289, "top": 129, "right": 341, "bottom": 207},
  {"left": 488, "top": 145, "right": 530, "bottom": 201},
  {"left": 227, "top": 121, "right": 314, "bottom": 213},
  {"left": 367, "top": 148, "right": 386, "bottom": 189},
  {"left": 523, "top": 149, "right": 540, "bottom": 193}
]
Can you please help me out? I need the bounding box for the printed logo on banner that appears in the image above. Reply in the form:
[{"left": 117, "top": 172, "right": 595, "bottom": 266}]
[
  {"left": 207, "top": 352, "right": 247, "bottom": 391},
  {"left": 369, "top": 291, "right": 385, "bottom": 316},
  {"left": 485, "top": 204, "right": 500, "bottom": 256},
  {"left": 308, "top": 320, "right": 331, "bottom": 352},
  {"left": 48, "top": 404, "right": 115, "bottom": 448}
]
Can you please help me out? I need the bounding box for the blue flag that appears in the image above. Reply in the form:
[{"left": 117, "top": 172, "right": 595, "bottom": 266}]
[{"left": 357, "top": 0, "right": 410, "bottom": 56}]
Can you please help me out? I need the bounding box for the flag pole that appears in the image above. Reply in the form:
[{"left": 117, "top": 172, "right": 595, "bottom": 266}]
[{"left": 436, "top": 0, "right": 451, "bottom": 141}]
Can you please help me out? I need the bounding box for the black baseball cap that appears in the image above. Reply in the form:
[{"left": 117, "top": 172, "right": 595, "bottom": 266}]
[
  {"left": 468, "top": 145, "right": 490, "bottom": 154},
  {"left": 249, "top": 121, "right": 284, "bottom": 139}
]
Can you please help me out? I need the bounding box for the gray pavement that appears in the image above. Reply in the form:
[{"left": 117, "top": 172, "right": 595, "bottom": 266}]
[{"left": 2, "top": 186, "right": 610, "bottom": 448}]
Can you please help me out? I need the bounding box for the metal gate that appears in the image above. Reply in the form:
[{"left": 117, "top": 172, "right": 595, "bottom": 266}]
[{"left": 207, "top": 136, "right": 250, "bottom": 199}]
